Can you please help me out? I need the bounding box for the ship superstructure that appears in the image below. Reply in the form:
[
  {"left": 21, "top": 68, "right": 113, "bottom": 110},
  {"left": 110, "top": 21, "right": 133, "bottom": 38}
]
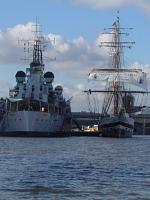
[
  {"left": 0, "top": 23, "right": 72, "bottom": 136},
  {"left": 85, "top": 15, "right": 149, "bottom": 138}
]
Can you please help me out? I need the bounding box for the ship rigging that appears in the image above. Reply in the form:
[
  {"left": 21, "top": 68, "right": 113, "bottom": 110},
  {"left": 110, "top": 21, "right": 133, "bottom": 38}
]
[{"left": 84, "top": 14, "right": 149, "bottom": 138}]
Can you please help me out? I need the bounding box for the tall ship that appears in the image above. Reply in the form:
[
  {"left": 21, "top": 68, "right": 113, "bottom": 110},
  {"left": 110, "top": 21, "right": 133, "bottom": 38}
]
[
  {"left": 85, "top": 15, "right": 149, "bottom": 138},
  {"left": 0, "top": 23, "right": 72, "bottom": 136}
]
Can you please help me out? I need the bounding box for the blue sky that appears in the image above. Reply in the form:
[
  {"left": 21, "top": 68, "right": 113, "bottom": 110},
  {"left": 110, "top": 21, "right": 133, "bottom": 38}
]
[
  {"left": 1, "top": 0, "right": 150, "bottom": 111},
  {"left": 0, "top": 0, "right": 149, "bottom": 62}
]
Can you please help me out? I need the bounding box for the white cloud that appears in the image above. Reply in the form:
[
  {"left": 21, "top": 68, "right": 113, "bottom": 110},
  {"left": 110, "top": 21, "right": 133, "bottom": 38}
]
[
  {"left": 0, "top": 23, "right": 34, "bottom": 64},
  {"left": 73, "top": 0, "right": 129, "bottom": 9},
  {"left": 63, "top": 84, "right": 89, "bottom": 111},
  {"left": 46, "top": 32, "right": 110, "bottom": 79},
  {"left": 73, "top": 0, "right": 150, "bottom": 13},
  {"left": 0, "top": 23, "right": 110, "bottom": 111},
  {"left": 0, "top": 23, "right": 150, "bottom": 111},
  {"left": 0, "top": 23, "right": 109, "bottom": 68}
]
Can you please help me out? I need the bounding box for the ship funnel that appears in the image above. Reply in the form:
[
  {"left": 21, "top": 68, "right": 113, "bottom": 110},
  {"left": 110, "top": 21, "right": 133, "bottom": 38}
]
[
  {"left": 44, "top": 72, "right": 54, "bottom": 83},
  {"left": 15, "top": 71, "right": 26, "bottom": 83},
  {"left": 55, "top": 85, "right": 63, "bottom": 95}
]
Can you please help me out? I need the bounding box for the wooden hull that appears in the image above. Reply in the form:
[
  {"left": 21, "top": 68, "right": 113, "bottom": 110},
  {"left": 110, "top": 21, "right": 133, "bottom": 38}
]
[
  {"left": 101, "top": 115, "right": 134, "bottom": 138},
  {"left": 101, "top": 124, "right": 133, "bottom": 138}
]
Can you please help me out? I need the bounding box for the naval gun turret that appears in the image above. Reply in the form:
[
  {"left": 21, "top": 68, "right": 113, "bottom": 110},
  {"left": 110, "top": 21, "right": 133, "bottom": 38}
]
[
  {"left": 44, "top": 72, "right": 54, "bottom": 84},
  {"left": 55, "top": 85, "right": 63, "bottom": 96},
  {"left": 15, "top": 71, "right": 26, "bottom": 84}
]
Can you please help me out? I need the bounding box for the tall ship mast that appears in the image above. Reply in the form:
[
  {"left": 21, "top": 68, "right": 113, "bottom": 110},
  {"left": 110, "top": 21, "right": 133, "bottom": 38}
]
[
  {"left": 0, "top": 22, "right": 72, "bottom": 136},
  {"left": 85, "top": 15, "right": 149, "bottom": 138}
]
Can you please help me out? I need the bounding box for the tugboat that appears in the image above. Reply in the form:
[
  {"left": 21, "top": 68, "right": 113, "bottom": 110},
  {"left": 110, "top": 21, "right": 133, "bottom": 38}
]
[
  {"left": 0, "top": 23, "right": 72, "bottom": 136},
  {"left": 85, "top": 15, "right": 148, "bottom": 138}
]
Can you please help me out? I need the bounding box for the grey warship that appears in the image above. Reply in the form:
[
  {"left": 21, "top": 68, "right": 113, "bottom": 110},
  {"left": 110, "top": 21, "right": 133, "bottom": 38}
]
[{"left": 0, "top": 23, "right": 72, "bottom": 136}]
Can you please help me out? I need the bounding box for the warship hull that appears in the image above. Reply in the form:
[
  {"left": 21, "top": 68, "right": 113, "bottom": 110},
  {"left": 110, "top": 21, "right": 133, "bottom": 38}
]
[{"left": 0, "top": 111, "right": 71, "bottom": 137}]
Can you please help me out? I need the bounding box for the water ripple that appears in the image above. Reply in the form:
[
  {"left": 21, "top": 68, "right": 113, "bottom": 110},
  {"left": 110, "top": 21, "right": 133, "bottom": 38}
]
[{"left": 0, "top": 136, "right": 150, "bottom": 199}]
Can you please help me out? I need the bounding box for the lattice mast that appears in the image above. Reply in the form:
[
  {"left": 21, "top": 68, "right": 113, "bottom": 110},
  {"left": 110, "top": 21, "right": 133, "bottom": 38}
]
[
  {"left": 32, "top": 24, "right": 44, "bottom": 67},
  {"left": 19, "top": 21, "right": 55, "bottom": 75},
  {"left": 29, "top": 22, "right": 45, "bottom": 73}
]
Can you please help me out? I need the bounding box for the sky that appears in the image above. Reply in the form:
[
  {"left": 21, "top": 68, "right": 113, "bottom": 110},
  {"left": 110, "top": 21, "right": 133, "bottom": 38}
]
[{"left": 1, "top": 0, "right": 150, "bottom": 111}]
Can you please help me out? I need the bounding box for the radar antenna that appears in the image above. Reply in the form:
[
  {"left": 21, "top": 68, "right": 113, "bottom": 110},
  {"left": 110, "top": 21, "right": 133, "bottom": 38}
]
[{"left": 18, "top": 20, "right": 56, "bottom": 72}]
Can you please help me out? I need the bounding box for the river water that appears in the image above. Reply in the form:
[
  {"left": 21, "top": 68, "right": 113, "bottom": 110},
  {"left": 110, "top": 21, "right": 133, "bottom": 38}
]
[{"left": 0, "top": 136, "right": 150, "bottom": 200}]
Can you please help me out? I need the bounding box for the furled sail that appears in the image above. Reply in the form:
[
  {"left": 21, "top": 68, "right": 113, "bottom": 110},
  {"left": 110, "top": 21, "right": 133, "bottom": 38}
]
[{"left": 88, "top": 68, "right": 147, "bottom": 91}]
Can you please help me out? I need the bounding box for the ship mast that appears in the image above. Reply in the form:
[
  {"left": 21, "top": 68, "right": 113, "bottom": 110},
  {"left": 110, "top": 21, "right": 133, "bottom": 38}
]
[
  {"left": 113, "top": 17, "right": 121, "bottom": 115},
  {"left": 30, "top": 22, "right": 44, "bottom": 74},
  {"left": 31, "top": 34, "right": 44, "bottom": 68},
  {"left": 99, "top": 13, "right": 134, "bottom": 115},
  {"left": 84, "top": 14, "right": 149, "bottom": 116},
  {"left": 112, "top": 16, "right": 122, "bottom": 115}
]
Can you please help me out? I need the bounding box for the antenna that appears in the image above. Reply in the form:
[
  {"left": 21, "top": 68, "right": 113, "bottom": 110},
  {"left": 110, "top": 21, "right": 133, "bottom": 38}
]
[{"left": 18, "top": 20, "right": 56, "bottom": 65}]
